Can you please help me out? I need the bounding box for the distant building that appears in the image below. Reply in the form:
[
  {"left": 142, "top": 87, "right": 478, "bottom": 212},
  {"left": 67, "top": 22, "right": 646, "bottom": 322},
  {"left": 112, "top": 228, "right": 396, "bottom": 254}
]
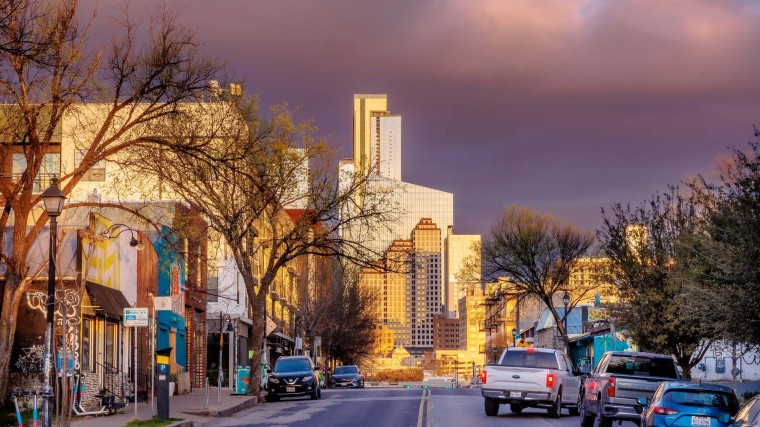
[
  {"left": 459, "top": 290, "right": 487, "bottom": 355},
  {"left": 445, "top": 229, "right": 481, "bottom": 318},
  {"left": 433, "top": 314, "right": 460, "bottom": 350}
]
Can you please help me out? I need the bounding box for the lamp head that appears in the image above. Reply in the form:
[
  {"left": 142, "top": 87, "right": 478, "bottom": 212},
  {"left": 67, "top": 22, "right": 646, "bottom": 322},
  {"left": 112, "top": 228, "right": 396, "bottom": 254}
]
[
  {"left": 226, "top": 321, "right": 234, "bottom": 332},
  {"left": 41, "top": 177, "right": 66, "bottom": 217}
]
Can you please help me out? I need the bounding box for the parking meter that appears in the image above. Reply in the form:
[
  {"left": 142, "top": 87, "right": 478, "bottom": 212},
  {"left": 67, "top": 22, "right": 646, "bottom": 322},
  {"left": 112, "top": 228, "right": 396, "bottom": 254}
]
[{"left": 156, "top": 347, "right": 173, "bottom": 420}]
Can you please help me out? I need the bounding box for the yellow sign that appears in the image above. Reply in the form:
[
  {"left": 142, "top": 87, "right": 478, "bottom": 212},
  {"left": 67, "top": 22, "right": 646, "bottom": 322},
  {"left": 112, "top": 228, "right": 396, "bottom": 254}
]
[{"left": 156, "top": 355, "right": 169, "bottom": 365}]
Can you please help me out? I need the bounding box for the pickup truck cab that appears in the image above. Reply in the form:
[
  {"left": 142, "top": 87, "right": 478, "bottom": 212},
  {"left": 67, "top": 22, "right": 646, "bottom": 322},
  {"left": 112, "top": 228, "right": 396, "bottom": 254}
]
[
  {"left": 579, "top": 351, "right": 682, "bottom": 427},
  {"left": 481, "top": 347, "right": 582, "bottom": 418}
]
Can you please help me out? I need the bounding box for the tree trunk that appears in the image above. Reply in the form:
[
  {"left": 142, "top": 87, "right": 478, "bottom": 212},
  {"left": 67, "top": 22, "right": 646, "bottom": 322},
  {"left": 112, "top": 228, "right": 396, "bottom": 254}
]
[
  {"left": 0, "top": 273, "right": 24, "bottom": 404},
  {"left": 676, "top": 356, "right": 693, "bottom": 380}
]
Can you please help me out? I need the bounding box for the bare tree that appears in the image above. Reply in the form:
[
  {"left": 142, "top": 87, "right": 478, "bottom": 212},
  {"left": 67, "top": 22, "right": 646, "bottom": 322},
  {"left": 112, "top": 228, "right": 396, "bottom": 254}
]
[
  {"left": 131, "top": 94, "right": 396, "bottom": 396},
  {"left": 0, "top": 0, "right": 221, "bottom": 401},
  {"left": 479, "top": 205, "right": 596, "bottom": 349}
]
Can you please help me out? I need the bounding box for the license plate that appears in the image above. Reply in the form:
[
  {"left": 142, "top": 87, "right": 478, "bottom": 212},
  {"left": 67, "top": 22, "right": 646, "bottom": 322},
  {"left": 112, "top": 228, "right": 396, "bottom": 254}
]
[
  {"left": 691, "top": 416, "right": 710, "bottom": 426},
  {"left": 510, "top": 391, "right": 521, "bottom": 398},
  {"left": 286, "top": 386, "right": 295, "bottom": 393}
]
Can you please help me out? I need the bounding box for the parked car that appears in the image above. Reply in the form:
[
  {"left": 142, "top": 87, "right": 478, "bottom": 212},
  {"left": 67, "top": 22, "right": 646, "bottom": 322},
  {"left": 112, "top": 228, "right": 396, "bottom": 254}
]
[
  {"left": 266, "top": 356, "right": 321, "bottom": 401},
  {"left": 480, "top": 347, "right": 582, "bottom": 418},
  {"left": 727, "top": 394, "right": 760, "bottom": 426},
  {"left": 579, "top": 351, "right": 682, "bottom": 427},
  {"left": 637, "top": 381, "right": 739, "bottom": 427},
  {"left": 331, "top": 365, "right": 364, "bottom": 388}
]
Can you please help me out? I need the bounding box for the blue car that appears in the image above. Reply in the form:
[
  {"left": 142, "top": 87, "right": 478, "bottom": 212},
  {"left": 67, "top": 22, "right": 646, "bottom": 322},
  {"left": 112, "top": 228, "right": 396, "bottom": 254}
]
[{"left": 638, "top": 382, "right": 739, "bottom": 427}]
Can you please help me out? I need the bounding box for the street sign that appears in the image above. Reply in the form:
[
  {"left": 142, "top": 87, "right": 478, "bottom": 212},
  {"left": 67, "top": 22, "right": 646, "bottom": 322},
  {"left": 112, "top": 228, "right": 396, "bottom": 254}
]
[
  {"left": 266, "top": 316, "right": 277, "bottom": 336},
  {"left": 124, "top": 308, "right": 149, "bottom": 327},
  {"left": 153, "top": 296, "right": 172, "bottom": 311}
]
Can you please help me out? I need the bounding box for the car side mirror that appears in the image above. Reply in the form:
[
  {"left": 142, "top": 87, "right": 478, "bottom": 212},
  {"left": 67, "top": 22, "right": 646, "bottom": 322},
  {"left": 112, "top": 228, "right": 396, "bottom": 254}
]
[{"left": 717, "top": 413, "right": 732, "bottom": 424}]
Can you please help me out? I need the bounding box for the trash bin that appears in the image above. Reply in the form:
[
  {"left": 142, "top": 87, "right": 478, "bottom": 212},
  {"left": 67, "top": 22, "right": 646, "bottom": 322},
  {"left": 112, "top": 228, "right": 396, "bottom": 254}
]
[{"left": 236, "top": 366, "right": 251, "bottom": 394}]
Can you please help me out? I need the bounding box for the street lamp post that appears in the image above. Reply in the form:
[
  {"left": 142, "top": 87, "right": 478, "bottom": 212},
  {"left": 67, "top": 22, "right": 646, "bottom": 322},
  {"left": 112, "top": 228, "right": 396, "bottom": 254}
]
[{"left": 41, "top": 178, "right": 65, "bottom": 427}]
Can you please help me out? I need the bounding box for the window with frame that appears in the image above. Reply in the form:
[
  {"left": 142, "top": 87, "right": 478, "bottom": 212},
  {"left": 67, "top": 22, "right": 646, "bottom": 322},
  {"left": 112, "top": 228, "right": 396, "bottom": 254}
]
[
  {"left": 12, "top": 153, "right": 61, "bottom": 192},
  {"left": 74, "top": 150, "right": 106, "bottom": 181},
  {"left": 81, "top": 318, "right": 92, "bottom": 371}
]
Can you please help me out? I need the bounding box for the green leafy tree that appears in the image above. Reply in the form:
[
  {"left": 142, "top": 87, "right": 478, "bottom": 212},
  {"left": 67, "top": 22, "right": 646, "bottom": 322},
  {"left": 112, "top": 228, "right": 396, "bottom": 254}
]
[
  {"left": 690, "top": 129, "right": 760, "bottom": 347},
  {"left": 598, "top": 189, "right": 715, "bottom": 378}
]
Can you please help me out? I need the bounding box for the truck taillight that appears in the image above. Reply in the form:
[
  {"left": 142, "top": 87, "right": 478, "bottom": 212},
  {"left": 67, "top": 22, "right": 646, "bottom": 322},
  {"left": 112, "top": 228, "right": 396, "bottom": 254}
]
[
  {"left": 480, "top": 370, "right": 487, "bottom": 385},
  {"left": 546, "top": 373, "right": 555, "bottom": 389},
  {"left": 607, "top": 377, "right": 615, "bottom": 398}
]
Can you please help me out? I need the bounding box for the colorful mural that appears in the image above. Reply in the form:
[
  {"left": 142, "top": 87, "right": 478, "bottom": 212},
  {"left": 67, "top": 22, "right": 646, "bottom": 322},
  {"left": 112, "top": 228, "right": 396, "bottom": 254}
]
[
  {"left": 155, "top": 225, "right": 188, "bottom": 371},
  {"left": 25, "top": 289, "right": 82, "bottom": 370},
  {"left": 81, "top": 213, "right": 121, "bottom": 289}
]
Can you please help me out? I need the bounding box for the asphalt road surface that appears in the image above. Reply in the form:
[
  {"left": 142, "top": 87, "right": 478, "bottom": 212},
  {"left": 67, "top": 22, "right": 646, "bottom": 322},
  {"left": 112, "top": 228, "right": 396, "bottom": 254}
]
[{"left": 203, "top": 387, "right": 599, "bottom": 427}]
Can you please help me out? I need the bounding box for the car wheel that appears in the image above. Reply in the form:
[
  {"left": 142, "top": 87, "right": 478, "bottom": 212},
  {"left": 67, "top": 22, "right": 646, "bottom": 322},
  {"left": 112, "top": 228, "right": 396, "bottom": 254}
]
[
  {"left": 548, "top": 391, "right": 561, "bottom": 418},
  {"left": 484, "top": 398, "right": 499, "bottom": 416},
  {"left": 267, "top": 393, "right": 279, "bottom": 402},
  {"left": 595, "top": 399, "right": 612, "bottom": 427},
  {"left": 509, "top": 403, "right": 524, "bottom": 413},
  {"left": 579, "top": 394, "right": 594, "bottom": 427}
]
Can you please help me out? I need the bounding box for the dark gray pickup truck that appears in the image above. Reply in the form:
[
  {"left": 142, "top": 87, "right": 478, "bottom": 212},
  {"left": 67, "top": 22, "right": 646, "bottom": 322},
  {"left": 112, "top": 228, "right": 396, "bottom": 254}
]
[{"left": 578, "top": 351, "right": 682, "bottom": 427}]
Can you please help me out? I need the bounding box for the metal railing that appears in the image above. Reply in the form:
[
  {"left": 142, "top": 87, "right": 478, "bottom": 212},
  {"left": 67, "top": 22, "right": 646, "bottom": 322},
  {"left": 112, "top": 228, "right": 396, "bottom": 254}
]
[{"left": 2, "top": 173, "right": 58, "bottom": 193}]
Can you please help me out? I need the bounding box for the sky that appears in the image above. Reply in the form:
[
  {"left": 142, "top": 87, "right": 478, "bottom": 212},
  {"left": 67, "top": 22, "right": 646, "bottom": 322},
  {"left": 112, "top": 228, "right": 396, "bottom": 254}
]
[{"left": 88, "top": 0, "right": 760, "bottom": 237}]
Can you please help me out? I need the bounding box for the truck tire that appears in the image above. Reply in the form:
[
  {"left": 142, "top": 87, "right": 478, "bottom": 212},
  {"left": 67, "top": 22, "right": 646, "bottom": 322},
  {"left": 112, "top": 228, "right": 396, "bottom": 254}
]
[
  {"left": 569, "top": 393, "right": 580, "bottom": 416},
  {"left": 548, "top": 391, "right": 561, "bottom": 418},
  {"left": 579, "top": 395, "right": 594, "bottom": 427},
  {"left": 484, "top": 398, "right": 499, "bottom": 416},
  {"left": 595, "top": 400, "right": 612, "bottom": 427},
  {"left": 509, "top": 403, "right": 524, "bottom": 413}
]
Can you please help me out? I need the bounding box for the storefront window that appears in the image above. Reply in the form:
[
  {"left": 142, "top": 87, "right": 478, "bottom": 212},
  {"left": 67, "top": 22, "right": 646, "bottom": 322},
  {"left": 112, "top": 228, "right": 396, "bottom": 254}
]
[
  {"left": 81, "top": 319, "right": 92, "bottom": 371},
  {"left": 105, "top": 323, "right": 117, "bottom": 367}
]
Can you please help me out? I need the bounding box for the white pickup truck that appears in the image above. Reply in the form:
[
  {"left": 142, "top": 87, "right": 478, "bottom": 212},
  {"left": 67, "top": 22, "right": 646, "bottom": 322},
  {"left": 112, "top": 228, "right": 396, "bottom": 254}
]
[{"left": 481, "top": 347, "right": 582, "bottom": 418}]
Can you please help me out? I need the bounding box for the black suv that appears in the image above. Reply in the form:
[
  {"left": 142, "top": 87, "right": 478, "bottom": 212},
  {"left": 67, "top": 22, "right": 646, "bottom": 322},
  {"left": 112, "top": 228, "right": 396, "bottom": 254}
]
[
  {"left": 331, "top": 365, "right": 363, "bottom": 388},
  {"left": 267, "top": 356, "right": 321, "bottom": 401}
]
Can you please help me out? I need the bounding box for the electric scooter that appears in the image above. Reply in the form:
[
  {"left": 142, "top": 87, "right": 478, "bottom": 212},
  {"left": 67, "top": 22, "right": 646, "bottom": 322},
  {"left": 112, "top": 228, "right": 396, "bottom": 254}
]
[
  {"left": 22, "top": 390, "right": 38, "bottom": 427},
  {"left": 70, "top": 374, "right": 119, "bottom": 416},
  {"left": 10, "top": 391, "right": 24, "bottom": 427}
]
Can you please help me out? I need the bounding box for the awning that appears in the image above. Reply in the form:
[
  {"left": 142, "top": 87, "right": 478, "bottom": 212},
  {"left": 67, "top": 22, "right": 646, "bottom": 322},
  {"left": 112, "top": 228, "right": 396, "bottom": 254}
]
[
  {"left": 269, "top": 331, "right": 294, "bottom": 343},
  {"left": 85, "top": 281, "right": 130, "bottom": 318}
]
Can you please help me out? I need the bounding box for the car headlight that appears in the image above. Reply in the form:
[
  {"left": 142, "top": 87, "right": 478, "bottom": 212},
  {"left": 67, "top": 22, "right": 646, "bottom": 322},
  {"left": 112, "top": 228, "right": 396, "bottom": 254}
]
[
  {"left": 269, "top": 378, "right": 280, "bottom": 384},
  {"left": 302, "top": 375, "right": 313, "bottom": 382}
]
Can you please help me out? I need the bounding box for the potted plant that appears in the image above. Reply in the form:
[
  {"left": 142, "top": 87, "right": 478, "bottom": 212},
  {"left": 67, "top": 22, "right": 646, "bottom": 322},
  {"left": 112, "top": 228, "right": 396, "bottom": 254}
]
[{"left": 169, "top": 373, "right": 178, "bottom": 397}]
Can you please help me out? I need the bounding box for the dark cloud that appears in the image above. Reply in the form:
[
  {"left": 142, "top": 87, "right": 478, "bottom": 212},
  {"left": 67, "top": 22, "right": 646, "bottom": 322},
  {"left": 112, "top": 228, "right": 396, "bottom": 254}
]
[{"left": 84, "top": 0, "right": 760, "bottom": 236}]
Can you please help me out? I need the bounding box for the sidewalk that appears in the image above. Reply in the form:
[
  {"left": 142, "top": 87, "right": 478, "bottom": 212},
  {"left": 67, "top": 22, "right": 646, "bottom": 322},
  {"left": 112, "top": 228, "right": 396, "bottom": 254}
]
[{"left": 70, "top": 387, "right": 258, "bottom": 427}]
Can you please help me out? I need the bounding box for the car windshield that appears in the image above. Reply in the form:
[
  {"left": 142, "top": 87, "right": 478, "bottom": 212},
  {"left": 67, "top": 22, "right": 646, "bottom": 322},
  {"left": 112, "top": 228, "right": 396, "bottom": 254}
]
[
  {"left": 334, "top": 366, "right": 358, "bottom": 375},
  {"left": 606, "top": 356, "right": 679, "bottom": 378},
  {"left": 274, "top": 358, "right": 311, "bottom": 373},
  {"left": 500, "top": 351, "right": 558, "bottom": 369},
  {"left": 664, "top": 390, "right": 738, "bottom": 411}
]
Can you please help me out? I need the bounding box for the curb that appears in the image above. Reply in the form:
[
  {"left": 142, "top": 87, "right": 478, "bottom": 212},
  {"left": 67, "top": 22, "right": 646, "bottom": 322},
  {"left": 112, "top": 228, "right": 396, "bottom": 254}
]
[{"left": 181, "top": 395, "right": 258, "bottom": 417}]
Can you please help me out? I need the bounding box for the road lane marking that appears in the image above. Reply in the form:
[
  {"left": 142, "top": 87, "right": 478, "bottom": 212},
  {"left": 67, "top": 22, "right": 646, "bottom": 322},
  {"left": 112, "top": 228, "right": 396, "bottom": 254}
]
[{"left": 417, "top": 389, "right": 430, "bottom": 427}]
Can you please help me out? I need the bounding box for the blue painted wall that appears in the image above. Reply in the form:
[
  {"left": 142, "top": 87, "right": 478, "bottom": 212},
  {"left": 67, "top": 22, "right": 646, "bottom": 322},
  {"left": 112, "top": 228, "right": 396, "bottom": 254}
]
[{"left": 154, "top": 225, "right": 187, "bottom": 372}]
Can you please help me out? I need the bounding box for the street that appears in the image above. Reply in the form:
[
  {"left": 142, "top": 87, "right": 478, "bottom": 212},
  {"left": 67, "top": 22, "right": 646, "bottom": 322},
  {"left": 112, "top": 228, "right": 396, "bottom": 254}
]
[{"left": 202, "top": 388, "right": 593, "bottom": 427}]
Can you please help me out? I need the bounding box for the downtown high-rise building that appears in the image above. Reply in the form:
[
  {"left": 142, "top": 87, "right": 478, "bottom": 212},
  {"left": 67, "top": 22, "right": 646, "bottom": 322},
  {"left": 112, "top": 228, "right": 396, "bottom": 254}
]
[{"left": 351, "top": 94, "right": 465, "bottom": 355}]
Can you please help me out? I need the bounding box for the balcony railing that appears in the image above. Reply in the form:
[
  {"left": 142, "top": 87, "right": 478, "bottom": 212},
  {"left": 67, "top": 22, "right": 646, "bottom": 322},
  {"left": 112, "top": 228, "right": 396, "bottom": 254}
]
[{"left": 3, "top": 173, "right": 57, "bottom": 193}]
